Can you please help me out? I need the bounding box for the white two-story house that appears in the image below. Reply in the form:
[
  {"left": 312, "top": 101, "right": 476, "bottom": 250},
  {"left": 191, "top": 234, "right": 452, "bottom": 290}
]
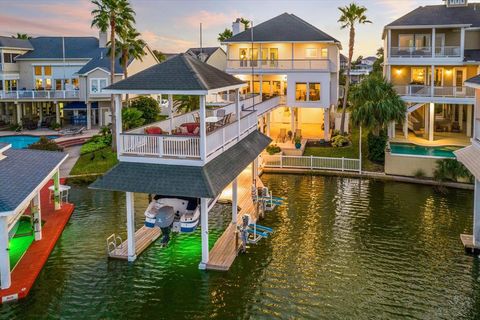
[
  {"left": 0, "top": 32, "right": 158, "bottom": 130},
  {"left": 223, "top": 13, "right": 341, "bottom": 141},
  {"left": 383, "top": 0, "right": 480, "bottom": 146}
]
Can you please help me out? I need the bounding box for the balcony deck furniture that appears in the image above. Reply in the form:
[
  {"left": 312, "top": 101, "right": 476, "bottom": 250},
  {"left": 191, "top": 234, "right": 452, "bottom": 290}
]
[
  {"left": 205, "top": 116, "right": 223, "bottom": 132},
  {"left": 294, "top": 129, "right": 302, "bottom": 142},
  {"left": 216, "top": 109, "right": 225, "bottom": 118},
  {"left": 176, "top": 122, "right": 200, "bottom": 136},
  {"left": 277, "top": 128, "right": 286, "bottom": 143},
  {"left": 192, "top": 112, "right": 200, "bottom": 123},
  {"left": 144, "top": 126, "right": 164, "bottom": 135},
  {"left": 59, "top": 126, "right": 85, "bottom": 136}
]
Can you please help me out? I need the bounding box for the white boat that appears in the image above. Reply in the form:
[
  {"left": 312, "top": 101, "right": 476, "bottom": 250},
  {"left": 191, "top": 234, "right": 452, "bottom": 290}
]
[{"left": 144, "top": 196, "right": 200, "bottom": 233}]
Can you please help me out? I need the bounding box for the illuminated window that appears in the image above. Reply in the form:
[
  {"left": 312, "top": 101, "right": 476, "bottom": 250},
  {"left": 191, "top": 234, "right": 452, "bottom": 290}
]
[
  {"left": 34, "top": 66, "right": 42, "bottom": 76},
  {"left": 309, "top": 83, "right": 321, "bottom": 101},
  {"left": 35, "top": 78, "right": 43, "bottom": 89},
  {"left": 411, "top": 67, "right": 426, "bottom": 85},
  {"left": 305, "top": 48, "right": 317, "bottom": 58},
  {"left": 296, "top": 82, "right": 321, "bottom": 102},
  {"left": 320, "top": 48, "right": 328, "bottom": 59},
  {"left": 90, "top": 78, "right": 108, "bottom": 93},
  {"left": 295, "top": 83, "right": 307, "bottom": 101}
]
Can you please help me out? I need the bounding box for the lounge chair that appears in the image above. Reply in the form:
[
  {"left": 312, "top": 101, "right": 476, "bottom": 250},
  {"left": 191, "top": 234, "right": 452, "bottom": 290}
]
[
  {"left": 192, "top": 112, "right": 200, "bottom": 123},
  {"left": 59, "top": 126, "right": 85, "bottom": 136},
  {"left": 215, "top": 113, "right": 232, "bottom": 128},
  {"left": 276, "top": 128, "right": 286, "bottom": 143}
]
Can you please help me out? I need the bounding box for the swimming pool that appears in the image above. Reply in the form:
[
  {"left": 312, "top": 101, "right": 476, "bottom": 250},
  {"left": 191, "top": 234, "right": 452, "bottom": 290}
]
[
  {"left": 0, "top": 135, "right": 59, "bottom": 149},
  {"left": 389, "top": 142, "right": 460, "bottom": 158}
]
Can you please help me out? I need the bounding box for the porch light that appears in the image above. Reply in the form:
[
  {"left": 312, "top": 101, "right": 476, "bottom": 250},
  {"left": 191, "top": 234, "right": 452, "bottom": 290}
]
[
  {"left": 395, "top": 68, "right": 402, "bottom": 76},
  {"left": 445, "top": 69, "right": 452, "bottom": 76}
]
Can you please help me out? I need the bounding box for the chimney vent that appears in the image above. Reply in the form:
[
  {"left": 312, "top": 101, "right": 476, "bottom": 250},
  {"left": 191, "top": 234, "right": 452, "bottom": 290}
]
[
  {"left": 232, "top": 18, "right": 245, "bottom": 36},
  {"left": 99, "top": 31, "right": 108, "bottom": 48}
]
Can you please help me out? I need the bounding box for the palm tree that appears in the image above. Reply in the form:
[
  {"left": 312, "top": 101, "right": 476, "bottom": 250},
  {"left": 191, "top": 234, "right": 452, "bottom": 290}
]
[
  {"left": 12, "top": 33, "right": 31, "bottom": 40},
  {"left": 338, "top": 3, "right": 371, "bottom": 135},
  {"left": 173, "top": 95, "right": 199, "bottom": 114},
  {"left": 350, "top": 74, "right": 406, "bottom": 135},
  {"left": 108, "top": 28, "right": 145, "bottom": 104},
  {"left": 152, "top": 49, "right": 166, "bottom": 63},
  {"left": 91, "top": 0, "right": 135, "bottom": 151},
  {"left": 218, "top": 28, "right": 233, "bottom": 42}
]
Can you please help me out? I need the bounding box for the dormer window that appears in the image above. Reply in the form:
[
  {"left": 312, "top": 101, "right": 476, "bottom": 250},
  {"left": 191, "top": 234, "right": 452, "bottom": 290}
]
[{"left": 446, "top": 0, "right": 467, "bottom": 7}]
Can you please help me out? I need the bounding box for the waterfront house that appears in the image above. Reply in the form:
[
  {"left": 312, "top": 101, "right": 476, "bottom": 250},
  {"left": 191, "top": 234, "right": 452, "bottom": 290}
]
[
  {"left": 222, "top": 13, "right": 341, "bottom": 141},
  {"left": 90, "top": 54, "right": 271, "bottom": 270},
  {"left": 383, "top": 0, "right": 480, "bottom": 145},
  {"left": 0, "top": 32, "right": 158, "bottom": 130},
  {"left": 185, "top": 47, "right": 227, "bottom": 71}
]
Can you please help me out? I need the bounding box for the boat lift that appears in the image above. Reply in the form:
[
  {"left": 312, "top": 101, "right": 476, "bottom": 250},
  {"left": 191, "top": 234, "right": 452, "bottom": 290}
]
[{"left": 252, "top": 185, "right": 284, "bottom": 213}]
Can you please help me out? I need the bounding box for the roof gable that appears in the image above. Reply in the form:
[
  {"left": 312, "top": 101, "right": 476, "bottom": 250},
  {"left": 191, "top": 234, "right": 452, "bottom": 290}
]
[{"left": 224, "top": 13, "right": 339, "bottom": 43}]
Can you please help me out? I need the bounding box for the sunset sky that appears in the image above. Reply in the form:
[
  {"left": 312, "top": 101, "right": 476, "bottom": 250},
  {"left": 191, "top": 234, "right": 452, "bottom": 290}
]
[{"left": 0, "top": 0, "right": 444, "bottom": 57}]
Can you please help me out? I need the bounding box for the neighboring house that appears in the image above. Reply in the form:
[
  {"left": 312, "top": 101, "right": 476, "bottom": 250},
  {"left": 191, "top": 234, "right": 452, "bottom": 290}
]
[
  {"left": 383, "top": 0, "right": 480, "bottom": 145},
  {"left": 455, "top": 73, "right": 480, "bottom": 251},
  {"left": 0, "top": 32, "right": 158, "bottom": 129},
  {"left": 340, "top": 53, "right": 348, "bottom": 70},
  {"left": 349, "top": 56, "right": 377, "bottom": 84},
  {"left": 185, "top": 47, "right": 227, "bottom": 71},
  {"left": 222, "top": 13, "right": 341, "bottom": 141}
]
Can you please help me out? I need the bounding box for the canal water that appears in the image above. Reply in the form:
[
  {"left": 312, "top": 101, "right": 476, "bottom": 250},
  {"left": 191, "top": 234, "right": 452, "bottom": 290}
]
[{"left": 1, "top": 174, "right": 479, "bottom": 319}]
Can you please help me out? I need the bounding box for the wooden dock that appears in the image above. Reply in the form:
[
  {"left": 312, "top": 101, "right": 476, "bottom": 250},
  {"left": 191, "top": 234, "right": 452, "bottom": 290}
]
[
  {"left": 108, "top": 226, "right": 161, "bottom": 260},
  {"left": 206, "top": 168, "right": 264, "bottom": 271},
  {"left": 460, "top": 234, "right": 480, "bottom": 254}
]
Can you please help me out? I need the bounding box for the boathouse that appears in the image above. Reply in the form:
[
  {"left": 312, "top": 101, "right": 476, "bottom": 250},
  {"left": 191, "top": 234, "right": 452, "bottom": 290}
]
[
  {"left": 91, "top": 54, "right": 271, "bottom": 269},
  {"left": 0, "top": 143, "right": 73, "bottom": 302}
]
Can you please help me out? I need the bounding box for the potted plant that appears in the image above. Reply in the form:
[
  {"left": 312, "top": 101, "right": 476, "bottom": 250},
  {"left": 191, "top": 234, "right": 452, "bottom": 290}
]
[
  {"left": 294, "top": 136, "right": 302, "bottom": 149},
  {"left": 266, "top": 144, "right": 282, "bottom": 155}
]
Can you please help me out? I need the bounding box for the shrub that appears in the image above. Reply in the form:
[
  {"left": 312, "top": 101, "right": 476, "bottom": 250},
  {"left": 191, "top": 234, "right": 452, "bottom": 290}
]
[
  {"left": 434, "top": 159, "right": 474, "bottom": 183},
  {"left": 331, "top": 130, "right": 341, "bottom": 138},
  {"left": 80, "top": 134, "right": 112, "bottom": 155},
  {"left": 331, "top": 134, "right": 350, "bottom": 148},
  {"left": 49, "top": 122, "right": 61, "bottom": 130},
  {"left": 28, "top": 136, "right": 63, "bottom": 152},
  {"left": 367, "top": 131, "right": 388, "bottom": 163},
  {"left": 122, "top": 107, "right": 145, "bottom": 131},
  {"left": 9, "top": 123, "right": 21, "bottom": 131},
  {"left": 266, "top": 144, "right": 281, "bottom": 155},
  {"left": 130, "top": 96, "right": 161, "bottom": 125},
  {"left": 100, "top": 126, "right": 111, "bottom": 136}
]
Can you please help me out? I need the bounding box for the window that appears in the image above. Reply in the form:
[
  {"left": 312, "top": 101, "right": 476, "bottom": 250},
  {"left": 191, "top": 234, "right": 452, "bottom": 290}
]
[
  {"left": 398, "top": 34, "right": 414, "bottom": 48},
  {"left": 320, "top": 48, "right": 328, "bottom": 58},
  {"left": 71, "top": 78, "right": 79, "bottom": 89},
  {"left": 55, "top": 79, "right": 62, "bottom": 90},
  {"left": 3, "top": 53, "right": 19, "bottom": 63},
  {"left": 90, "top": 78, "right": 108, "bottom": 93},
  {"left": 34, "top": 66, "right": 42, "bottom": 76},
  {"left": 35, "top": 78, "right": 44, "bottom": 90},
  {"left": 309, "top": 83, "right": 321, "bottom": 101},
  {"left": 296, "top": 82, "right": 321, "bottom": 102},
  {"left": 305, "top": 48, "right": 317, "bottom": 58},
  {"left": 411, "top": 67, "right": 426, "bottom": 85},
  {"left": 44, "top": 66, "right": 52, "bottom": 76},
  {"left": 239, "top": 48, "right": 248, "bottom": 67},
  {"left": 295, "top": 83, "right": 307, "bottom": 101}
]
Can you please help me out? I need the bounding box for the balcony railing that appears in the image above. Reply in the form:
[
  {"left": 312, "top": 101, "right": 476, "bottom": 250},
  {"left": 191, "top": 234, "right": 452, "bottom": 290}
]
[
  {"left": 0, "top": 90, "right": 80, "bottom": 100},
  {"left": 394, "top": 85, "right": 475, "bottom": 98},
  {"left": 227, "top": 59, "right": 331, "bottom": 71},
  {"left": 390, "top": 46, "right": 461, "bottom": 58},
  {"left": 475, "top": 119, "right": 480, "bottom": 143}
]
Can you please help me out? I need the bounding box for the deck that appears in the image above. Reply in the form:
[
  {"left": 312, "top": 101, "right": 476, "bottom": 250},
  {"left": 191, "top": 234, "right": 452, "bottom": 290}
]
[
  {"left": 108, "top": 226, "right": 162, "bottom": 260},
  {"left": 206, "top": 168, "right": 264, "bottom": 271},
  {"left": 0, "top": 179, "right": 75, "bottom": 303},
  {"left": 460, "top": 234, "right": 480, "bottom": 254}
]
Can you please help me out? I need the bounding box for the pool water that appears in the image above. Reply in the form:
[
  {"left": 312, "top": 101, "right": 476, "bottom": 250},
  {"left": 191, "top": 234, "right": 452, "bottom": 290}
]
[
  {"left": 0, "top": 175, "right": 478, "bottom": 319},
  {"left": 390, "top": 142, "right": 460, "bottom": 158},
  {"left": 0, "top": 135, "right": 59, "bottom": 149}
]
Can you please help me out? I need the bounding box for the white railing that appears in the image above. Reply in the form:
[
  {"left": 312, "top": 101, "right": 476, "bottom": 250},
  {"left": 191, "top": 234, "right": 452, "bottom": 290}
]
[
  {"left": 227, "top": 59, "right": 331, "bottom": 71},
  {"left": 263, "top": 155, "right": 361, "bottom": 172},
  {"left": 0, "top": 90, "right": 80, "bottom": 100},
  {"left": 120, "top": 134, "right": 200, "bottom": 158},
  {"left": 475, "top": 119, "right": 480, "bottom": 142},
  {"left": 394, "top": 85, "right": 475, "bottom": 98},
  {"left": 390, "top": 46, "right": 461, "bottom": 58},
  {"left": 252, "top": 96, "right": 281, "bottom": 116}
]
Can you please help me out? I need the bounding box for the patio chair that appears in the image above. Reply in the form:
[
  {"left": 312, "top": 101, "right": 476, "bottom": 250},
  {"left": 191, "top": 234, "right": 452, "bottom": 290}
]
[
  {"left": 216, "top": 109, "right": 226, "bottom": 118},
  {"left": 192, "top": 112, "right": 200, "bottom": 123},
  {"left": 276, "top": 128, "right": 286, "bottom": 143},
  {"left": 59, "top": 126, "right": 85, "bottom": 136},
  {"left": 451, "top": 121, "right": 461, "bottom": 133}
]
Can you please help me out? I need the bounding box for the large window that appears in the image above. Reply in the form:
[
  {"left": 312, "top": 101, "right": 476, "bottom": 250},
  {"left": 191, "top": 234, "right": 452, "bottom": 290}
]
[
  {"left": 398, "top": 34, "right": 431, "bottom": 49},
  {"left": 90, "top": 78, "right": 108, "bottom": 93},
  {"left": 3, "top": 53, "right": 19, "bottom": 63},
  {"left": 411, "top": 67, "right": 426, "bottom": 85},
  {"left": 296, "top": 82, "right": 320, "bottom": 102},
  {"left": 34, "top": 65, "right": 53, "bottom": 90},
  {"left": 320, "top": 48, "right": 328, "bottom": 59},
  {"left": 305, "top": 48, "right": 317, "bottom": 58}
]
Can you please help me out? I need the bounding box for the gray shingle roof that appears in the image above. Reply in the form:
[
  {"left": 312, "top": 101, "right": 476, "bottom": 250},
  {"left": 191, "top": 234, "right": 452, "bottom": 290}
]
[
  {"left": 186, "top": 47, "right": 220, "bottom": 58},
  {"left": 0, "top": 149, "right": 67, "bottom": 213},
  {"left": 466, "top": 74, "right": 480, "bottom": 86},
  {"left": 0, "top": 36, "right": 33, "bottom": 50},
  {"left": 105, "top": 53, "right": 245, "bottom": 92},
  {"left": 89, "top": 130, "right": 271, "bottom": 197},
  {"left": 386, "top": 3, "right": 480, "bottom": 27},
  {"left": 16, "top": 37, "right": 102, "bottom": 60},
  {"left": 223, "top": 13, "right": 339, "bottom": 43},
  {"left": 77, "top": 51, "right": 126, "bottom": 75}
]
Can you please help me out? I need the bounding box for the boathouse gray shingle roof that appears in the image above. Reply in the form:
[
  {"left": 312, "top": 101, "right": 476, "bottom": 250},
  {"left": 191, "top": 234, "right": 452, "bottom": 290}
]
[
  {"left": 223, "top": 13, "right": 339, "bottom": 43},
  {"left": 0, "top": 149, "right": 67, "bottom": 213},
  {"left": 386, "top": 3, "right": 480, "bottom": 28},
  {"left": 0, "top": 36, "right": 33, "bottom": 50},
  {"left": 89, "top": 130, "right": 271, "bottom": 198},
  {"left": 105, "top": 53, "right": 245, "bottom": 92},
  {"left": 466, "top": 74, "right": 480, "bottom": 86}
]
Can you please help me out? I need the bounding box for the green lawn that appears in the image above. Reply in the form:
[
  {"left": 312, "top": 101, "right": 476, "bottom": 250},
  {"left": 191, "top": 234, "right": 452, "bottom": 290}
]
[
  {"left": 303, "top": 128, "right": 384, "bottom": 172},
  {"left": 70, "top": 147, "right": 118, "bottom": 176}
]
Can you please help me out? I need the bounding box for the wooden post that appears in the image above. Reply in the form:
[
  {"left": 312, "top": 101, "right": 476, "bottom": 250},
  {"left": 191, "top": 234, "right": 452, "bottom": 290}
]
[
  {"left": 232, "top": 178, "right": 238, "bottom": 225},
  {"left": 199, "top": 197, "right": 209, "bottom": 269},
  {"left": 0, "top": 216, "right": 11, "bottom": 289},
  {"left": 126, "top": 192, "right": 136, "bottom": 262},
  {"left": 32, "top": 191, "right": 42, "bottom": 241},
  {"left": 199, "top": 95, "right": 207, "bottom": 162},
  {"left": 53, "top": 169, "right": 61, "bottom": 210}
]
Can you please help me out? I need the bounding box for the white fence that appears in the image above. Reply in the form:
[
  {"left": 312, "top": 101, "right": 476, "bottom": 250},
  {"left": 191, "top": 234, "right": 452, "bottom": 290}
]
[
  {"left": 0, "top": 90, "right": 79, "bottom": 100},
  {"left": 263, "top": 155, "right": 361, "bottom": 172},
  {"left": 120, "top": 134, "right": 200, "bottom": 158},
  {"left": 394, "top": 85, "right": 475, "bottom": 98}
]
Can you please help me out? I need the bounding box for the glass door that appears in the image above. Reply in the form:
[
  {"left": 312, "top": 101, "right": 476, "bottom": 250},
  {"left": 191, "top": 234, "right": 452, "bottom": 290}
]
[
  {"left": 249, "top": 48, "right": 258, "bottom": 67},
  {"left": 435, "top": 33, "right": 445, "bottom": 56},
  {"left": 269, "top": 48, "right": 278, "bottom": 68},
  {"left": 454, "top": 68, "right": 466, "bottom": 94}
]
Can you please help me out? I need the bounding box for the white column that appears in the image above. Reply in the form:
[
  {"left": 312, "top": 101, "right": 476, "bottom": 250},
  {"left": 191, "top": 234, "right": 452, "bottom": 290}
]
[
  {"left": 99, "top": 107, "right": 104, "bottom": 127},
  {"left": 266, "top": 112, "right": 271, "bottom": 136},
  {"left": 16, "top": 103, "right": 22, "bottom": 124},
  {"left": 32, "top": 191, "right": 42, "bottom": 241},
  {"left": 259, "top": 75, "right": 263, "bottom": 99},
  {"left": 0, "top": 216, "right": 11, "bottom": 289},
  {"left": 39, "top": 102, "right": 43, "bottom": 123},
  {"left": 114, "top": 94, "right": 123, "bottom": 154},
  {"left": 86, "top": 102, "right": 92, "bottom": 130},
  {"left": 199, "top": 95, "right": 207, "bottom": 161},
  {"left": 235, "top": 89, "right": 241, "bottom": 138},
  {"left": 199, "top": 197, "right": 209, "bottom": 269},
  {"left": 387, "top": 29, "right": 391, "bottom": 60},
  {"left": 429, "top": 102, "right": 435, "bottom": 141},
  {"left": 232, "top": 178, "right": 238, "bottom": 225},
  {"left": 432, "top": 28, "right": 436, "bottom": 58},
  {"left": 290, "top": 107, "right": 295, "bottom": 134},
  {"left": 474, "top": 179, "right": 480, "bottom": 247},
  {"left": 323, "top": 108, "right": 330, "bottom": 141},
  {"left": 93, "top": 108, "right": 97, "bottom": 125},
  {"left": 126, "top": 192, "right": 136, "bottom": 262},
  {"left": 403, "top": 112, "right": 409, "bottom": 139},
  {"left": 459, "top": 104, "right": 464, "bottom": 130},
  {"left": 424, "top": 104, "right": 429, "bottom": 137},
  {"left": 55, "top": 102, "right": 60, "bottom": 125},
  {"left": 467, "top": 105, "right": 472, "bottom": 137},
  {"left": 430, "top": 65, "right": 435, "bottom": 96},
  {"left": 168, "top": 94, "right": 173, "bottom": 134},
  {"left": 460, "top": 27, "right": 465, "bottom": 60},
  {"left": 53, "top": 169, "right": 61, "bottom": 210}
]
